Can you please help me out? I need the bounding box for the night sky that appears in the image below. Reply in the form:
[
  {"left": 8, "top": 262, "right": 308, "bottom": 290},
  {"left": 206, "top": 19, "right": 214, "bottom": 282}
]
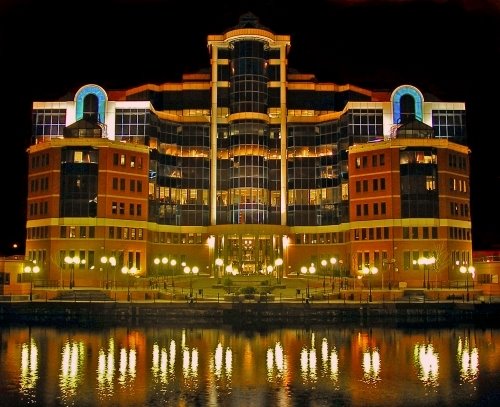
[{"left": 1, "top": 0, "right": 499, "bottom": 255}]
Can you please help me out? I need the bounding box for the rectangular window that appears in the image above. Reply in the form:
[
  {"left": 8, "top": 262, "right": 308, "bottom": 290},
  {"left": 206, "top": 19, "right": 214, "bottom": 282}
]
[
  {"left": 423, "top": 227, "right": 429, "bottom": 239},
  {"left": 403, "top": 251, "right": 410, "bottom": 271},
  {"left": 123, "top": 227, "right": 129, "bottom": 239},
  {"left": 89, "top": 226, "right": 95, "bottom": 238},
  {"left": 129, "top": 203, "right": 134, "bottom": 216},
  {"left": 356, "top": 181, "right": 361, "bottom": 193},
  {"left": 120, "top": 178, "right": 125, "bottom": 191},
  {"left": 363, "top": 204, "right": 369, "bottom": 216},
  {"left": 372, "top": 155, "right": 377, "bottom": 167},
  {"left": 130, "top": 180, "right": 135, "bottom": 192},
  {"left": 113, "top": 153, "right": 119, "bottom": 166},
  {"left": 130, "top": 156, "right": 136, "bottom": 168},
  {"left": 412, "top": 252, "right": 419, "bottom": 269},
  {"left": 137, "top": 204, "right": 142, "bottom": 216},
  {"left": 116, "top": 227, "right": 122, "bottom": 239},
  {"left": 112, "top": 202, "right": 117, "bottom": 214},
  {"left": 379, "top": 154, "right": 385, "bottom": 166},
  {"left": 138, "top": 228, "right": 143, "bottom": 240},
  {"left": 109, "top": 227, "right": 115, "bottom": 239},
  {"left": 380, "top": 178, "right": 386, "bottom": 190},
  {"left": 119, "top": 203, "right": 125, "bottom": 215},
  {"left": 120, "top": 154, "right": 126, "bottom": 166},
  {"left": 432, "top": 227, "right": 438, "bottom": 239},
  {"left": 381, "top": 202, "right": 386, "bottom": 214},
  {"left": 131, "top": 228, "right": 136, "bottom": 240},
  {"left": 60, "top": 226, "right": 67, "bottom": 238},
  {"left": 412, "top": 227, "right": 418, "bottom": 239},
  {"left": 403, "top": 227, "right": 409, "bottom": 239},
  {"left": 355, "top": 157, "right": 361, "bottom": 168},
  {"left": 356, "top": 205, "right": 361, "bottom": 216},
  {"left": 69, "top": 226, "right": 76, "bottom": 238},
  {"left": 112, "top": 178, "right": 118, "bottom": 190},
  {"left": 137, "top": 181, "right": 142, "bottom": 192},
  {"left": 362, "top": 156, "right": 368, "bottom": 168},
  {"left": 135, "top": 252, "right": 141, "bottom": 270},
  {"left": 373, "top": 179, "right": 378, "bottom": 191},
  {"left": 373, "top": 203, "right": 379, "bottom": 215},
  {"left": 80, "top": 226, "right": 87, "bottom": 238},
  {"left": 363, "top": 180, "right": 368, "bottom": 192}
]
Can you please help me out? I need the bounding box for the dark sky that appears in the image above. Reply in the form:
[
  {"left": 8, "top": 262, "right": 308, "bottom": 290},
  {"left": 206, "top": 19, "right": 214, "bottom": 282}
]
[{"left": 1, "top": 0, "right": 499, "bottom": 255}]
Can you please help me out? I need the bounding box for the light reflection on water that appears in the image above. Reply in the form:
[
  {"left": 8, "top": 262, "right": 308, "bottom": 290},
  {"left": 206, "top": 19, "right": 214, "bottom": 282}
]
[{"left": 1, "top": 325, "right": 499, "bottom": 406}]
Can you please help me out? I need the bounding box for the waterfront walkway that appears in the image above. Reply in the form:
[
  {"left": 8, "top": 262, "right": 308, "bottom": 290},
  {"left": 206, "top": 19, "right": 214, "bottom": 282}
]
[{"left": 8, "top": 274, "right": 498, "bottom": 305}]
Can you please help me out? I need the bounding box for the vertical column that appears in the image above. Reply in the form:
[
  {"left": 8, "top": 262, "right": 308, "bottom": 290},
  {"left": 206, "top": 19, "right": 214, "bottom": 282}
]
[
  {"left": 279, "top": 44, "right": 287, "bottom": 226},
  {"left": 210, "top": 46, "right": 219, "bottom": 226}
]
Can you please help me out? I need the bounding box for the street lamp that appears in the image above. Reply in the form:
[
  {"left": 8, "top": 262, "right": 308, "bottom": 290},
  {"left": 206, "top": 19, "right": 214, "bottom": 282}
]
[
  {"left": 161, "top": 257, "right": 169, "bottom": 288},
  {"left": 215, "top": 258, "right": 223, "bottom": 284},
  {"left": 274, "top": 258, "right": 283, "bottom": 284},
  {"left": 266, "top": 264, "right": 273, "bottom": 277},
  {"left": 184, "top": 265, "right": 199, "bottom": 300},
  {"left": 321, "top": 259, "right": 327, "bottom": 292},
  {"left": 418, "top": 256, "right": 435, "bottom": 290},
  {"left": 100, "top": 256, "right": 116, "bottom": 290},
  {"left": 460, "top": 265, "right": 475, "bottom": 302},
  {"left": 338, "top": 259, "right": 344, "bottom": 290},
  {"left": 24, "top": 263, "right": 40, "bottom": 301},
  {"left": 170, "top": 259, "right": 177, "bottom": 292},
  {"left": 64, "top": 256, "right": 80, "bottom": 289},
  {"left": 330, "top": 257, "right": 337, "bottom": 291},
  {"left": 153, "top": 257, "right": 160, "bottom": 289},
  {"left": 301, "top": 264, "right": 316, "bottom": 300},
  {"left": 362, "top": 265, "right": 378, "bottom": 302},
  {"left": 121, "top": 266, "right": 137, "bottom": 302}
]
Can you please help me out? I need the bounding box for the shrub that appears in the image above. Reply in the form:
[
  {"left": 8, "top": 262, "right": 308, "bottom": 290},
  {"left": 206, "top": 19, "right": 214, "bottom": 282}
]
[
  {"left": 222, "top": 277, "right": 233, "bottom": 293},
  {"left": 240, "top": 286, "right": 257, "bottom": 295}
]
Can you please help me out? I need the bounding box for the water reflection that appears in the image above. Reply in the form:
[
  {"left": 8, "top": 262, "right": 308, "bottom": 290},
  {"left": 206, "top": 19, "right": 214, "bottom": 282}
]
[
  {"left": 19, "top": 336, "right": 38, "bottom": 399},
  {"left": 2, "top": 325, "right": 499, "bottom": 406}
]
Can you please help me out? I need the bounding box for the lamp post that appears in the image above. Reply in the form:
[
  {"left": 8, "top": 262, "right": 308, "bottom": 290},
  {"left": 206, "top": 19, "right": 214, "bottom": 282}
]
[
  {"left": 215, "top": 258, "right": 223, "bottom": 284},
  {"left": 184, "top": 265, "right": 199, "bottom": 300},
  {"left": 161, "top": 257, "right": 168, "bottom": 289},
  {"left": 330, "top": 257, "right": 337, "bottom": 292},
  {"left": 153, "top": 257, "right": 161, "bottom": 289},
  {"left": 338, "top": 259, "right": 344, "bottom": 290},
  {"left": 121, "top": 266, "right": 137, "bottom": 302},
  {"left": 100, "top": 256, "right": 116, "bottom": 290},
  {"left": 362, "top": 265, "right": 378, "bottom": 302},
  {"left": 460, "top": 265, "right": 475, "bottom": 302},
  {"left": 301, "top": 264, "right": 316, "bottom": 300},
  {"left": 170, "top": 259, "right": 177, "bottom": 293},
  {"left": 24, "top": 263, "right": 40, "bottom": 301},
  {"left": 274, "top": 258, "right": 283, "bottom": 285},
  {"left": 64, "top": 256, "right": 80, "bottom": 289},
  {"left": 418, "top": 256, "right": 435, "bottom": 290},
  {"left": 321, "top": 259, "right": 327, "bottom": 293}
]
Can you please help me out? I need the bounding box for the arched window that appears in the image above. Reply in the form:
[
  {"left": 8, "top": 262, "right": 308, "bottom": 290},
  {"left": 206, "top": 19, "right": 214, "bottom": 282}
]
[
  {"left": 83, "top": 94, "right": 99, "bottom": 121},
  {"left": 391, "top": 85, "right": 423, "bottom": 124},
  {"left": 400, "top": 94, "right": 415, "bottom": 123},
  {"left": 75, "top": 84, "right": 107, "bottom": 122}
]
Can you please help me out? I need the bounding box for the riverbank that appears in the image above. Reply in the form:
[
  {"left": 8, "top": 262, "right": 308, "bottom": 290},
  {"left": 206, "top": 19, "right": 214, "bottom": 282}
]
[{"left": 1, "top": 299, "right": 499, "bottom": 327}]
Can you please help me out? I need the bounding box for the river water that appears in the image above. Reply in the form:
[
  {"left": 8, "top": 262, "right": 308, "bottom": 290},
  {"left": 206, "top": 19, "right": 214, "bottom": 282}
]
[{"left": 0, "top": 323, "right": 499, "bottom": 406}]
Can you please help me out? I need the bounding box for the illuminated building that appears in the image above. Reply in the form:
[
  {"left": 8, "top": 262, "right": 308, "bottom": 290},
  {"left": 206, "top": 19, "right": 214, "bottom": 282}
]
[{"left": 25, "top": 13, "right": 471, "bottom": 288}]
